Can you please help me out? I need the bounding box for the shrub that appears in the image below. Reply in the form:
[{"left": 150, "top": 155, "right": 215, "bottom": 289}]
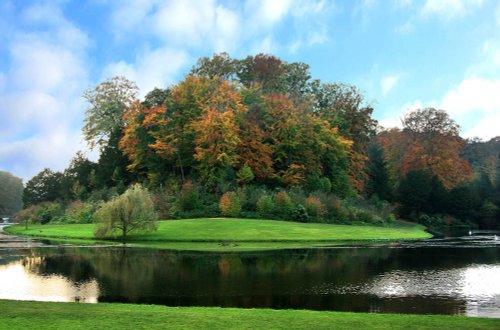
[
  {"left": 36, "top": 202, "right": 64, "bottom": 224},
  {"left": 292, "top": 204, "right": 309, "bottom": 222},
  {"left": 152, "top": 188, "right": 175, "bottom": 219},
  {"left": 177, "top": 181, "right": 200, "bottom": 212},
  {"left": 94, "top": 184, "right": 158, "bottom": 241},
  {"left": 237, "top": 163, "right": 255, "bottom": 185},
  {"left": 13, "top": 205, "right": 38, "bottom": 229},
  {"left": 304, "top": 196, "right": 327, "bottom": 221},
  {"left": 256, "top": 194, "right": 275, "bottom": 218},
  {"left": 64, "top": 201, "right": 96, "bottom": 224},
  {"left": 327, "top": 198, "right": 349, "bottom": 223},
  {"left": 273, "top": 191, "right": 294, "bottom": 219},
  {"left": 219, "top": 192, "right": 242, "bottom": 217}
]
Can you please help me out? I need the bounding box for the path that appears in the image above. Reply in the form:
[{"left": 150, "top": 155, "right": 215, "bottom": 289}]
[{"left": 0, "top": 224, "right": 46, "bottom": 248}]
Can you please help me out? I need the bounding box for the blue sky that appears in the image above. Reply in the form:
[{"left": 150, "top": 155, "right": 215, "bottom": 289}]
[{"left": 1, "top": 0, "right": 499, "bottom": 182}]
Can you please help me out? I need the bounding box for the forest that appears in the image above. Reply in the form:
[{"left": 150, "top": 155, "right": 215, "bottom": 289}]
[{"left": 7, "top": 53, "right": 500, "bottom": 232}]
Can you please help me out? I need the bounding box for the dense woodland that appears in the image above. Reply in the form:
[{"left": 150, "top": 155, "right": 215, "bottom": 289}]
[{"left": 6, "top": 53, "right": 500, "bottom": 231}]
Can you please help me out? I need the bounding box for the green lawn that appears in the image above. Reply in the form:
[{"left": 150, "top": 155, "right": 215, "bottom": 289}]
[
  {"left": 5, "top": 218, "right": 431, "bottom": 251},
  {"left": 1, "top": 300, "right": 497, "bottom": 329}
]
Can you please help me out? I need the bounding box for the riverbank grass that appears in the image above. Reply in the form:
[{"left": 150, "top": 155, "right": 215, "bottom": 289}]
[
  {"left": 1, "top": 300, "right": 498, "bottom": 330},
  {"left": 5, "top": 218, "right": 431, "bottom": 250}
]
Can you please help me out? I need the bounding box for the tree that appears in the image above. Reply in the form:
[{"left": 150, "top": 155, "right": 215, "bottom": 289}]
[
  {"left": 379, "top": 108, "right": 472, "bottom": 190},
  {"left": 190, "top": 52, "right": 238, "bottom": 81},
  {"left": 365, "top": 142, "right": 392, "bottom": 201},
  {"left": 191, "top": 80, "right": 246, "bottom": 187},
  {"left": 23, "top": 169, "right": 63, "bottom": 206},
  {"left": 83, "top": 76, "right": 138, "bottom": 150},
  {"left": 397, "top": 170, "right": 433, "bottom": 217},
  {"left": 0, "top": 171, "right": 23, "bottom": 215},
  {"left": 60, "top": 152, "right": 97, "bottom": 200},
  {"left": 94, "top": 184, "right": 158, "bottom": 241},
  {"left": 310, "top": 82, "right": 377, "bottom": 192}
]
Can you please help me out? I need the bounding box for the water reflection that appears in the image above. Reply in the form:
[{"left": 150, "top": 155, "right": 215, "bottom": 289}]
[
  {"left": 0, "top": 236, "right": 498, "bottom": 317},
  {"left": 0, "top": 261, "right": 99, "bottom": 302}
]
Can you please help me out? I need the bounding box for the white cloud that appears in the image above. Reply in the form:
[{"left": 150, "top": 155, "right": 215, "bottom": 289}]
[
  {"left": 107, "top": 0, "right": 329, "bottom": 56},
  {"left": 441, "top": 78, "right": 500, "bottom": 139},
  {"left": 245, "top": 0, "right": 292, "bottom": 28},
  {"left": 381, "top": 75, "right": 400, "bottom": 97},
  {"left": 421, "top": 0, "right": 483, "bottom": 20},
  {"left": 104, "top": 47, "right": 188, "bottom": 96},
  {"left": 0, "top": 3, "right": 90, "bottom": 181}
]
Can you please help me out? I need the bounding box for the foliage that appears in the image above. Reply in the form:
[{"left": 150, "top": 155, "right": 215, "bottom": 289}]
[
  {"left": 23, "top": 169, "right": 63, "bottom": 206},
  {"left": 94, "top": 184, "right": 158, "bottom": 240},
  {"left": 0, "top": 170, "right": 23, "bottom": 215},
  {"left": 83, "top": 76, "right": 138, "bottom": 150},
  {"left": 219, "top": 192, "right": 242, "bottom": 217},
  {"left": 256, "top": 194, "right": 275, "bottom": 218},
  {"left": 273, "top": 191, "right": 294, "bottom": 219},
  {"left": 304, "top": 196, "right": 327, "bottom": 221},
  {"left": 62, "top": 201, "right": 96, "bottom": 224},
  {"left": 379, "top": 108, "right": 472, "bottom": 190},
  {"left": 177, "top": 181, "right": 200, "bottom": 212},
  {"left": 237, "top": 163, "right": 255, "bottom": 185}
]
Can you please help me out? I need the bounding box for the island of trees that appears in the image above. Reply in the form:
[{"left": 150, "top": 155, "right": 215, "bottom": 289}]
[{"left": 7, "top": 53, "right": 500, "bottom": 237}]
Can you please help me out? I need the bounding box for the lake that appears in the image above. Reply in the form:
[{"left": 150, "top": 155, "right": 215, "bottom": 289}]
[{"left": 0, "top": 232, "right": 499, "bottom": 318}]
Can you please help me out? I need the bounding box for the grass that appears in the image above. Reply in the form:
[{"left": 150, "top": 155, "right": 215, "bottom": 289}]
[
  {"left": 1, "top": 300, "right": 498, "bottom": 329},
  {"left": 5, "top": 218, "right": 431, "bottom": 251}
]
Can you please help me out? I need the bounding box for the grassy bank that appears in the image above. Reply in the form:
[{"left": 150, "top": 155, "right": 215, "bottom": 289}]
[
  {"left": 1, "top": 300, "right": 497, "bottom": 329},
  {"left": 5, "top": 218, "right": 431, "bottom": 251}
]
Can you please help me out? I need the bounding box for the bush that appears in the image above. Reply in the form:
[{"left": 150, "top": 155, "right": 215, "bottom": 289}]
[
  {"left": 64, "top": 201, "right": 96, "bottom": 224},
  {"left": 177, "top": 181, "right": 200, "bottom": 212},
  {"left": 13, "top": 205, "right": 38, "bottom": 228},
  {"left": 327, "top": 198, "right": 349, "bottom": 223},
  {"left": 152, "top": 188, "right": 175, "bottom": 219},
  {"left": 36, "top": 202, "right": 64, "bottom": 224},
  {"left": 256, "top": 194, "right": 275, "bottom": 218},
  {"left": 292, "top": 204, "right": 309, "bottom": 222},
  {"left": 273, "top": 191, "right": 294, "bottom": 219},
  {"left": 304, "top": 196, "right": 327, "bottom": 221},
  {"left": 94, "top": 184, "right": 158, "bottom": 241},
  {"left": 219, "top": 192, "right": 242, "bottom": 217}
]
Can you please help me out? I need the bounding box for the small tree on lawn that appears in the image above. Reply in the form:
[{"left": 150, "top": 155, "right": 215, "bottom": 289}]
[{"left": 94, "top": 184, "right": 158, "bottom": 241}]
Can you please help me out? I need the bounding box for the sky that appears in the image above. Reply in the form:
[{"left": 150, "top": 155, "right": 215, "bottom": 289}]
[{"left": 1, "top": 0, "right": 499, "bottom": 182}]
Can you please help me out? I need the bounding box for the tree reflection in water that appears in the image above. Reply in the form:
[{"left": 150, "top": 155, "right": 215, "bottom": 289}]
[{"left": 0, "top": 244, "right": 499, "bottom": 317}]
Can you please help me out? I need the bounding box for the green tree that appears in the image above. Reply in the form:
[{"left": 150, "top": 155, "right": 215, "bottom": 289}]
[
  {"left": 94, "top": 184, "right": 158, "bottom": 241},
  {"left": 23, "top": 169, "right": 63, "bottom": 206},
  {"left": 0, "top": 171, "right": 23, "bottom": 215},
  {"left": 83, "top": 76, "right": 138, "bottom": 150},
  {"left": 237, "top": 163, "right": 255, "bottom": 185},
  {"left": 365, "top": 142, "right": 392, "bottom": 201}
]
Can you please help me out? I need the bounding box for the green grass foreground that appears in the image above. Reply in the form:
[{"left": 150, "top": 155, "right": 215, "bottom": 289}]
[
  {"left": 5, "top": 218, "right": 431, "bottom": 251},
  {"left": 1, "top": 300, "right": 498, "bottom": 329}
]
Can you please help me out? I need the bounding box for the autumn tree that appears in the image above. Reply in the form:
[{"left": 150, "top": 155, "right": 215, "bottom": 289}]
[
  {"left": 403, "top": 108, "right": 472, "bottom": 189},
  {"left": 191, "top": 80, "right": 246, "bottom": 187}
]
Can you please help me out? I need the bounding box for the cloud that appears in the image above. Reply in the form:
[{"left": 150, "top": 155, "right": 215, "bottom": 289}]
[
  {"left": 103, "top": 47, "right": 188, "bottom": 96},
  {"left": 441, "top": 78, "right": 500, "bottom": 139},
  {"left": 107, "top": 0, "right": 330, "bottom": 56},
  {"left": 421, "top": 0, "right": 483, "bottom": 21},
  {"left": 0, "top": 2, "right": 90, "bottom": 181},
  {"left": 381, "top": 75, "right": 400, "bottom": 97}
]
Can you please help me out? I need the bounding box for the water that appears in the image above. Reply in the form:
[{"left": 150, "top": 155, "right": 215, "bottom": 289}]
[{"left": 0, "top": 233, "right": 499, "bottom": 317}]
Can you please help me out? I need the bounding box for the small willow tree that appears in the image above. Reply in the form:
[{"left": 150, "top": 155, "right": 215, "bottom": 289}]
[{"left": 94, "top": 184, "right": 157, "bottom": 241}]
